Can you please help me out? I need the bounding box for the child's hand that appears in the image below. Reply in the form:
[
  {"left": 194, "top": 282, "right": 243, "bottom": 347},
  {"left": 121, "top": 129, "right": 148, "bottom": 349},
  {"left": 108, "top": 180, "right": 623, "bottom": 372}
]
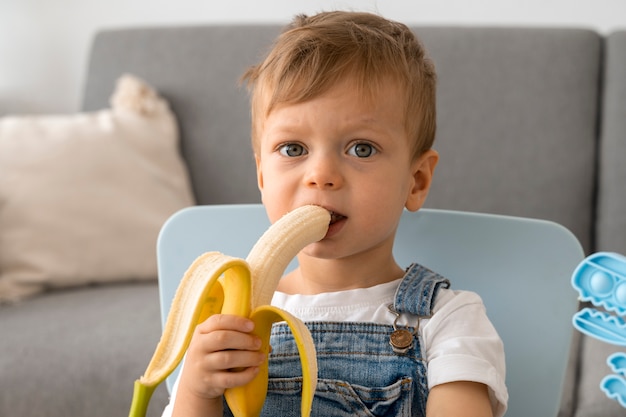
[{"left": 177, "top": 314, "right": 266, "bottom": 402}]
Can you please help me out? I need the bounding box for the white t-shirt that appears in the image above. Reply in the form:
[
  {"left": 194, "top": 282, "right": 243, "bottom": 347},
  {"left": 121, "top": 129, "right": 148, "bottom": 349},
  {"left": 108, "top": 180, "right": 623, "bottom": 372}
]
[{"left": 162, "top": 278, "right": 508, "bottom": 417}]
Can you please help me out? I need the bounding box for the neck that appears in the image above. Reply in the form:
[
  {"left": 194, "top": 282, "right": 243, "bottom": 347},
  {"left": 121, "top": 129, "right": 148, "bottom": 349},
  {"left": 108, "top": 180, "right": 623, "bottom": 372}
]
[{"left": 278, "top": 250, "right": 405, "bottom": 295}]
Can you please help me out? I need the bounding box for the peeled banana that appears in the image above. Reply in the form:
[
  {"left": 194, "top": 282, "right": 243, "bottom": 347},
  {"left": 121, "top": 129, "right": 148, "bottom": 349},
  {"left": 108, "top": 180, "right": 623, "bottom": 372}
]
[{"left": 129, "top": 205, "right": 330, "bottom": 417}]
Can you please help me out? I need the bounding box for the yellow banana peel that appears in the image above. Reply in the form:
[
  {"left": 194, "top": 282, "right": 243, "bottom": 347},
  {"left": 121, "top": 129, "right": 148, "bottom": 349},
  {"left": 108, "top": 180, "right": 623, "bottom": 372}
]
[{"left": 129, "top": 205, "right": 330, "bottom": 417}]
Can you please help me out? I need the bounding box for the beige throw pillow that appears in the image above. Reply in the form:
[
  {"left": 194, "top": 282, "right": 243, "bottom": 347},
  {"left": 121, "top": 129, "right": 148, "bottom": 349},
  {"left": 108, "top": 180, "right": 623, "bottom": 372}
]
[{"left": 0, "top": 74, "right": 196, "bottom": 302}]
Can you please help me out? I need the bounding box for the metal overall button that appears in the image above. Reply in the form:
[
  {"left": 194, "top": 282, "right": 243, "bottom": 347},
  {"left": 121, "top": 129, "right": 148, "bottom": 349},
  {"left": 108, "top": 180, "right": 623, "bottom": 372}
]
[{"left": 388, "top": 304, "right": 420, "bottom": 355}]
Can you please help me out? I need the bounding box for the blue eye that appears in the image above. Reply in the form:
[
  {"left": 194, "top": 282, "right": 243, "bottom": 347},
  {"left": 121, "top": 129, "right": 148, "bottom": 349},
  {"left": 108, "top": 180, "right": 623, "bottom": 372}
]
[
  {"left": 348, "top": 142, "right": 376, "bottom": 158},
  {"left": 279, "top": 143, "right": 307, "bottom": 157}
]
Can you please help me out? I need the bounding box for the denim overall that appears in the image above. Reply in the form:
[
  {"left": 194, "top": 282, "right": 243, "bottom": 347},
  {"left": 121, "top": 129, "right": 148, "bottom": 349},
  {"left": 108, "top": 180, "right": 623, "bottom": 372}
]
[{"left": 225, "top": 263, "right": 450, "bottom": 417}]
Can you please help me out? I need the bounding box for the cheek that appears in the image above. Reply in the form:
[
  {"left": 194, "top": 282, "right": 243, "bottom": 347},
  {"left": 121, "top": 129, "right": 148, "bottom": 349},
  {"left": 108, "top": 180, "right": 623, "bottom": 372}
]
[{"left": 364, "top": 168, "right": 412, "bottom": 198}]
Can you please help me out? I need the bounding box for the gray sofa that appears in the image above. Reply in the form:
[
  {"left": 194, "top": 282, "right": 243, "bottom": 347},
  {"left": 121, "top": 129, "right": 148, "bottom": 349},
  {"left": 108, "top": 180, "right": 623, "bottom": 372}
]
[{"left": 1, "top": 24, "right": 625, "bottom": 417}]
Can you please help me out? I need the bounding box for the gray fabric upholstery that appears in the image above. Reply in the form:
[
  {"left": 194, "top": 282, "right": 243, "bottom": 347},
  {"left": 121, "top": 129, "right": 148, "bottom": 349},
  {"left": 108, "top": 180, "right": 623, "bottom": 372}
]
[
  {"left": 0, "top": 283, "right": 168, "bottom": 417},
  {"left": 597, "top": 31, "right": 626, "bottom": 253},
  {"left": 2, "top": 24, "right": 625, "bottom": 417},
  {"left": 82, "top": 26, "right": 282, "bottom": 206},
  {"left": 573, "top": 334, "right": 626, "bottom": 417},
  {"left": 416, "top": 28, "right": 600, "bottom": 254}
]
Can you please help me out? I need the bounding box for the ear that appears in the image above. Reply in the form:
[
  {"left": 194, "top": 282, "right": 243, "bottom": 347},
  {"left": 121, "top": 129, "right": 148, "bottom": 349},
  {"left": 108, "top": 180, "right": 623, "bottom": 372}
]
[
  {"left": 255, "top": 154, "right": 265, "bottom": 192},
  {"left": 405, "top": 149, "right": 439, "bottom": 212}
]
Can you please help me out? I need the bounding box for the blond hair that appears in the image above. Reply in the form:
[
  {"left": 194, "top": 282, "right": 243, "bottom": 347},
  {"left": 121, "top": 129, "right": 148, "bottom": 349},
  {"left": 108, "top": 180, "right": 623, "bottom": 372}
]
[{"left": 242, "top": 11, "right": 437, "bottom": 161}]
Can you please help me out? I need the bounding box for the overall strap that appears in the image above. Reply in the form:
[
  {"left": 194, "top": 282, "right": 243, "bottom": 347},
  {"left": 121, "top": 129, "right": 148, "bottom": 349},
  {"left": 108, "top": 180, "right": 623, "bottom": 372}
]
[{"left": 393, "top": 263, "right": 451, "bottom": 317}]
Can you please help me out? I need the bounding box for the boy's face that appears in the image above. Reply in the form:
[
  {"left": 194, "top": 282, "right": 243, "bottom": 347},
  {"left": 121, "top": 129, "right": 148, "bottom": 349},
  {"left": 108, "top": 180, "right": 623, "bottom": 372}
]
[{"left": 255, "top": 78, "right": 437, "bottom": 261}]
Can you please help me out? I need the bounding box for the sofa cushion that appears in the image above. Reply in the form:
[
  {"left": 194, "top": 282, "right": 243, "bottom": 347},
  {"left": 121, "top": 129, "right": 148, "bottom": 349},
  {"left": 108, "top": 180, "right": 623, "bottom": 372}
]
[
  {"left": 0, "top": 75, "right": 195, "bottom": 302},
  {"left": 82, "top": 26, "right": 282, "bottom": 206},
  {"left": 415, "top": 27, "right": 601, "bottom": 254},
  {"left": 0, "top": 282, "right": 169, "bottom": 417},
  {"left": 597, "top": 31, "right": 626, "bottom": 254},
  {"left": 572, "top": 332, "right": 626, "bottom": 417}
]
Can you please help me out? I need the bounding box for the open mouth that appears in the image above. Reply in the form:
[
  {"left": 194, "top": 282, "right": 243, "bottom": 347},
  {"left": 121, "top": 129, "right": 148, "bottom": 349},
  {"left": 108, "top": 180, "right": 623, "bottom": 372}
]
[{"left": 329, "top": 211, "right": 347, "bottom": 225}]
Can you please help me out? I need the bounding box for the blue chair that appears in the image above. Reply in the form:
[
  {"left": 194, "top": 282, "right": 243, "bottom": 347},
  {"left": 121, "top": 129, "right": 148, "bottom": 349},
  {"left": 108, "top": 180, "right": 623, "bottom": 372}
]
[{"left": 157, "top": 204, "right": 584, "bottom": 417}]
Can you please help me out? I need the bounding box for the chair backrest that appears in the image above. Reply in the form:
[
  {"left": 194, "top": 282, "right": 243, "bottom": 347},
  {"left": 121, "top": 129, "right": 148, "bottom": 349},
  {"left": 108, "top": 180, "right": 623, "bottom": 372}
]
[{"left": 157, "top": 204, "right": 584, "bottom": 417}]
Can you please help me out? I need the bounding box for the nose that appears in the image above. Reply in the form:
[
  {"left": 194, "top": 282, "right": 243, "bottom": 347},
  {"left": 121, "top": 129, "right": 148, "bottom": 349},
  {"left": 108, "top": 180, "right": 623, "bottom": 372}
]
[{"left": 304, "top": 154, "right": 343, "bottom": 190}]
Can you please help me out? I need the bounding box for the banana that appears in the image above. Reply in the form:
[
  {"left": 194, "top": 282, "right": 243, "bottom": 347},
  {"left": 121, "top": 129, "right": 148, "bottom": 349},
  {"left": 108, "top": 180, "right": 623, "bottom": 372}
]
[{"left": 129, "top": 205, "right": 330, "bottom": 417}]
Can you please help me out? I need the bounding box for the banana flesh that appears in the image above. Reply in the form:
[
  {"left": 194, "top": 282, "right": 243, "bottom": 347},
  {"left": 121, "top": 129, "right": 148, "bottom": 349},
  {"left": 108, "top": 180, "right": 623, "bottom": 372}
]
[{"left": 128, "top": 205, "right": 330, "bottom": 417}]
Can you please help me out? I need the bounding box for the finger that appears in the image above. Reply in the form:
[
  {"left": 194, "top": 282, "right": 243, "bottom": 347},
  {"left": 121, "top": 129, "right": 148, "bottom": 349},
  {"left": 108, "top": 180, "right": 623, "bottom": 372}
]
[
  {"left": 197, "top": 314, "right": 255, "bottom": 334},
  {"left": 181, "top": 346, "right": 265, "bottom": 388},
  {"left": 207, "top": 349, "right": 266, "bottom": 372},
  {"left": 178, "top": 355, "right": 263, "bottom": 400},
  {"left": 196, "top": 327, "right": 262, "bottom": 353},
  {"left": 212, "top": 366, "right": 261, "bottom": 390}
]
